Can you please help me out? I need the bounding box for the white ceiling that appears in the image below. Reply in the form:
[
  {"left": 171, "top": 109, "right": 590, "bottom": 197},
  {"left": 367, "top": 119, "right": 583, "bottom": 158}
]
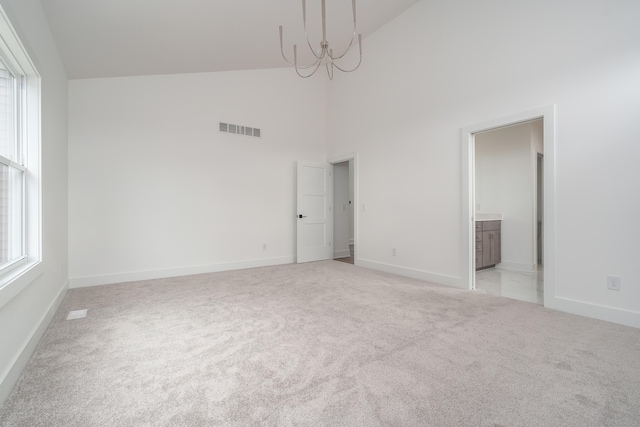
[{"left": 40, "top": 0, "right": 420, "bottom": 79}]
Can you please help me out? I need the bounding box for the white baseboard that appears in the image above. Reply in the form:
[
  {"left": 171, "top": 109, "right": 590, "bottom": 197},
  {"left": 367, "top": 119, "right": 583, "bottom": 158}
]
[
  {"left": 69, "top": 256, "right": 295, "bottom": 288},
  {"left": 357, "top": 258, "right": 463, "bottom": 289},
  {"left": 0, "top": 280, "right": 69, "bottom": 406},
  {"left": 333, "top": 250, "right": 351, "bottom": 258},
  {"left": 497, "top": 261, "right": 536, "bottom": 273},
  {"left": 358, "top": 259, "right": 638, "bottom": 328},
  {"left": 546, "top": 295, "right": 640, "bottom": 329}
]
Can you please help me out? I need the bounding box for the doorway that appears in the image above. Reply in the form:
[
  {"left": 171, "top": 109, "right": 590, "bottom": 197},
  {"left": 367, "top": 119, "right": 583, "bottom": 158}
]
[
  {"left": 331, "top": 154, "right": 357, "bottom": 265},
  {"left": 296, "top": 154, "right": 358, "bottom": 265},
  {"left": 332, "top": 160, "right": 355, "bottom": 264},
  {"left": 461, "top": 106, "right": 556, "bottom": 308},
  {"left": 473, "top": 119, "right": 544, "bottom": 304}
]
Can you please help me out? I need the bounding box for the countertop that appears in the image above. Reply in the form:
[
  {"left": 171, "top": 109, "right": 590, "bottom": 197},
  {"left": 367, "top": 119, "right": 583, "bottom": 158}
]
[{"left": 475, "top": 213, "right": 503, "bottom": 221}]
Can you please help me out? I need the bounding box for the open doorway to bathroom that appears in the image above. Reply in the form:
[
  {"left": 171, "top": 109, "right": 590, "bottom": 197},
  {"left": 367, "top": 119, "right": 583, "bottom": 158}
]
[
  {"left": 461, "top": 105, "right": 555, "bottom": 308},
  {"left": 473, "top": 119, "right": 544, "bottom": 304},
  {"left": 332, "top": 159, "right": 355, "bottom": 265}
]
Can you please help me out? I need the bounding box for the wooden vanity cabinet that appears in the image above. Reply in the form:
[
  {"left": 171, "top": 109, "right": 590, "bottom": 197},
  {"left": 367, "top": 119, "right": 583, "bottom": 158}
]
[{"left": 476, "top": 220, "right": 501, "bottom": 270}]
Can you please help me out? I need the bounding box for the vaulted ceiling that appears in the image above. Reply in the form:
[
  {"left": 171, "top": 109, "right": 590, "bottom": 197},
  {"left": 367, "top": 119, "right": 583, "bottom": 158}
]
[{"left": 40, "top": 0, "right": 420, "bottom": 79}]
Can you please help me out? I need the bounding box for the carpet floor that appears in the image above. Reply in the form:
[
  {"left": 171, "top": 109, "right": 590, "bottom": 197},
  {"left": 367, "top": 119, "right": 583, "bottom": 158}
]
[{"left": 1, "top": 261, "right": 639, "bottom": 426}]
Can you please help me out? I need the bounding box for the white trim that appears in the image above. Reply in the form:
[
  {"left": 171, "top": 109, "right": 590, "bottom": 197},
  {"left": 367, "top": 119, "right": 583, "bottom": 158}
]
[
  {"left": 550, "top": 297, "right": 640, "bottom": 329},
  {"left": 0, "top": 256, "right": 27, "bottom": 277},
  {"left": 496, "top": 262, "right": 536, "bottom": 273},
  {"left": 0, "top": 5, "right": 42, "bottom": 309},
  {"left": 461, "top": 106, "right": 555, "bottom": 298},
  {"left": 0, "top": 280, "right": 68, "bottom": 406},
  {"left": 0, "top": 260, "right": 42, "bottom": 308},
  {"left": 0, "top": 7, "right": 39, "bottom": 75},
  {"left": 0, "top": 154, "right": 27, "bottom": 171},
  {"left": 69, "top": 256, "right": 295, "bottom": 288},
  {"left": 357, "top": 258, "right": 463, "bottom": 289}
]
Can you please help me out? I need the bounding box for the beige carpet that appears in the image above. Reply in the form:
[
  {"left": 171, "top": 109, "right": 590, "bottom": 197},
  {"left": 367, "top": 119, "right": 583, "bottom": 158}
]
[{"left": 1, "top": 261, "right": 639, "bottom": 426}]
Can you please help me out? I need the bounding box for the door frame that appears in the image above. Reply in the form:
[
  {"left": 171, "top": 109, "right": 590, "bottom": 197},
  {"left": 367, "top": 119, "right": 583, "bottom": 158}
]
[
  {"left": 461, "top": 106, "right": 556, "bottom": 307},
  {"left": 537, "top": 153, "right": 544, "bottom": 265},
  {"left": 329, "top": 153, "right": 358, "bottom": 265}
]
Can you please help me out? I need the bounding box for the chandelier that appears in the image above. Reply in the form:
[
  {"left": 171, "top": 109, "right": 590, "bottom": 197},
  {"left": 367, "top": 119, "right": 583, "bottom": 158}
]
[{"left": 279, "top": 0, "right": 363, "bottom": 80}]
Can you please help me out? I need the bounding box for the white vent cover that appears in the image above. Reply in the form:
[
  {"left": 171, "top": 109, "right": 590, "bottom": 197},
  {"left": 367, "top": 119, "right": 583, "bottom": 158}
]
[
  {"left": 219, "top": 122, "right": 261, "bottom": 138},
  {"left": 67, "top": 309, "right": 88, "bottom": 320}
]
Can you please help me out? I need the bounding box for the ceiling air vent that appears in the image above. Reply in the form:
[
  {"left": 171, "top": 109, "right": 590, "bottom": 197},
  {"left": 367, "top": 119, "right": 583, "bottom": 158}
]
[{"left": 219, "top": 122, "right": 261, "bottom": 138}]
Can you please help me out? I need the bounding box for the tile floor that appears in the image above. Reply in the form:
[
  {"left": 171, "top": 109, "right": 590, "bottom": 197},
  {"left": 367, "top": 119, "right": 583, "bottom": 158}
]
[{"left": 475, "top": 265, "right": 543, "bottom": 305}]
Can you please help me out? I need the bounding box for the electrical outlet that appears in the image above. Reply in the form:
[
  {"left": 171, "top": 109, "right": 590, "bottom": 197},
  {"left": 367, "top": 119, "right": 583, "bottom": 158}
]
[
  {"left": 392, "top": 248, "right": 397, "bottom": 256},
  {"left": 607, "top": 275, "right": 621, "bottom": 291}
]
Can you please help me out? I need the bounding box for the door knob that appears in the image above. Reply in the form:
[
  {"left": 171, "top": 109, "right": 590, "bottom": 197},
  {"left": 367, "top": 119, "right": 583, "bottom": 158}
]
[{"left": 298, "top": 214, "right": 307, "bottom": 218}]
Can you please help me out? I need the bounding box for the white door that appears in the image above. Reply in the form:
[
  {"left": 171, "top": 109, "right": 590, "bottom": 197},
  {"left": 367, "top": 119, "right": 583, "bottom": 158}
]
[{"left": 297, "top": 161, "right": 333, "bottom": 263}]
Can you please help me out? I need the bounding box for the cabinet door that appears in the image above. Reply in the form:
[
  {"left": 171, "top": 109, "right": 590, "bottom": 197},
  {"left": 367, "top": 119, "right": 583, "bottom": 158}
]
[
  {"left": 482, "top": 230, "right": 501, "bottom": 267},
  {"left": 490, "top": 230, "right": 501, "bottom": 265},
  {"left": 482, "top": 231, "right": 492, "bottom": 267}
]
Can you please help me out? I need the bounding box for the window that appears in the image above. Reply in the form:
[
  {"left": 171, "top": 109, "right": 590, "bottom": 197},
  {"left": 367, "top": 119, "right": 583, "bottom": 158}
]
[
  {"left": 0, "top": 61, "right": 25, "bottom": 271},
  {"left": 0, "top": 5, "right": 42, "bottom": 307}
]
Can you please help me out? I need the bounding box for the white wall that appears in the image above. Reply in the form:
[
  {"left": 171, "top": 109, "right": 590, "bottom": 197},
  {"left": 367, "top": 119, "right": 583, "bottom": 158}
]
[
  {"left": 475, "top": 122, "right": 537, "bottom": 272},
  {"left": 69, "top": 69, "right": 327, "bottom": 286},
  {"left": 0, "top": 0, "right": 68, "bottom": 405},
  {"left": 327, "top": 0, "right": 640, "bottom": 327}
]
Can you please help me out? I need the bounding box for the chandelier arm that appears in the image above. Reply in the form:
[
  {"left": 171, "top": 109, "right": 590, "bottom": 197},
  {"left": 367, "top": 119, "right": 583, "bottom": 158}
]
[
  {"left": 279, "top": 26, "right": 295, "bottom": 66},
  {"left": 295, "top": 44, "right": 324, "bottom": 71},
  {"left": 328, "top": 31, "right": 357, "bottom": 60},
  {"left": 280, "top": 45, "right": 321, "bottom": 70},
  {"left": 328, "top": 0, "right": 358, "bottom": 60},
  {"left": 325, "top": 57, "right": 334, "bottom": 80},
  {"left": 303, "top": 30, "right": 326, "bottom": 60},
  {"left": 280, "top": 27, "right": 323, "bottom": 70},
  {"left": 301, "top": 0, "right": 325, "bottom": 60},
  {"left": 295, "top": 58, "right": 324, "bottom": 78},
  {"left": 279, "top": 48, "right": 297, "bottom": 67},
  {"left": 282, "top": 1, "right": 323, "bottom": 63},
  {"left": 329, "top": 35, "right": 362, "bottom": 73}
]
